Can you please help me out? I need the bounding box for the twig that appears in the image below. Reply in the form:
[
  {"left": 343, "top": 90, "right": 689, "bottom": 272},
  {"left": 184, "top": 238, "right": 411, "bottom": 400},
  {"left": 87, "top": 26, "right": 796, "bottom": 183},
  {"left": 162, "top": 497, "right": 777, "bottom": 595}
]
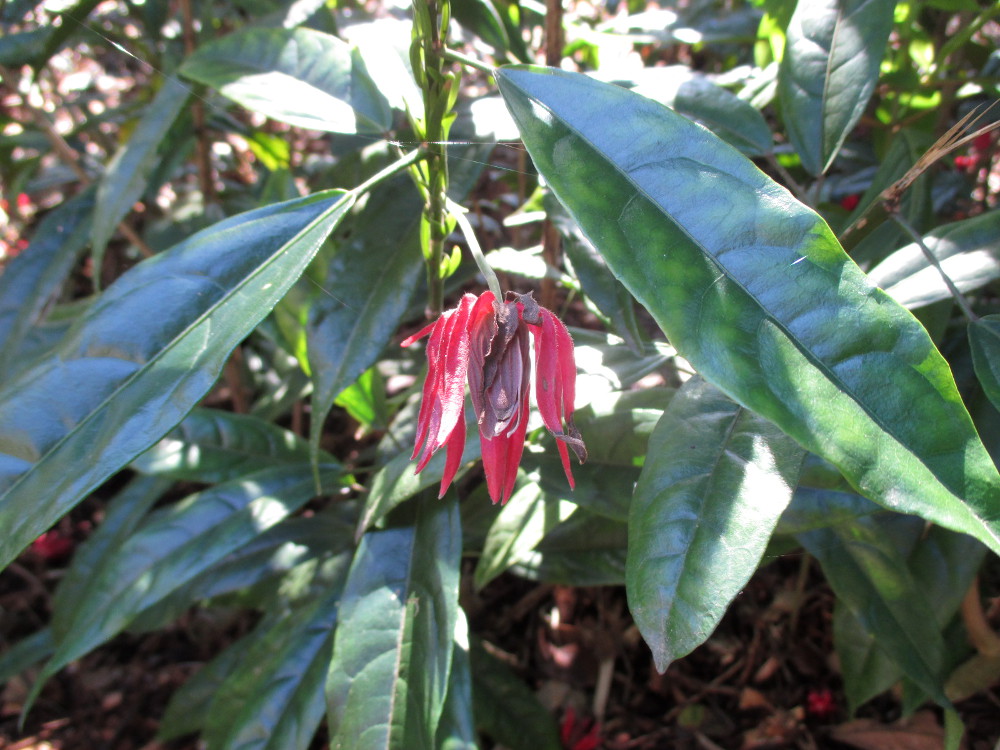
[
  {"left": 181, "top": 0, "right": 217, "bottom": 204},
  {"left": 961, "top": 577, "right": 1000, "bottom": 657},
  {"left": 889, "top": 211, "right": 977, "bottom": 322}
]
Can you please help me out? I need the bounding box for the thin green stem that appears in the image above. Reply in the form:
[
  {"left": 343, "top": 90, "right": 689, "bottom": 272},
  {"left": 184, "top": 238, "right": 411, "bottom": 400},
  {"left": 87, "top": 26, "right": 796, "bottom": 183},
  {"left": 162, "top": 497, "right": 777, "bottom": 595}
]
[
  {"left": 442, "top": 47, "right": 495, "bottom": 74},
  {"left": 447, "top": 197, "right": 502, "bottom": 301},
  {"left": 889, "top": 211, "right": 977, "bottom": 322},
  {"left": 352, "top": 148, "right": 426, "bottom": 197}
]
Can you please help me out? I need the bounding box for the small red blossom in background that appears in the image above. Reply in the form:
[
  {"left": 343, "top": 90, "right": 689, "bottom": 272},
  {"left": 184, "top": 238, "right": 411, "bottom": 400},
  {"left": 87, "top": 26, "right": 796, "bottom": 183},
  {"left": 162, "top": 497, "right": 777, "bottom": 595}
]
[
  {"left": 805, "top": 687, "right": 836, "bottom": 721},
  {"left": 402, "top": 290, "right": 587, "bottom": 504},
  {"left": 30, "top": 530, "right": 74, "bottom": 562},
  {"left": 560, "top": 706, "right": 601, "bottom": 750},
  {"left": 839, "top": 193, "right": 860, "bottom": 211}
]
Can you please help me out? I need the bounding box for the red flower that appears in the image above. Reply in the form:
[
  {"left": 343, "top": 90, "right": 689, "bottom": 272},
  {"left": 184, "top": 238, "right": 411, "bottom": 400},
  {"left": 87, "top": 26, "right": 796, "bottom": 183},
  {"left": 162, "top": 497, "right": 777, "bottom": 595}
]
[
  {"left": 402, "top": 290, "right": 587, "bottom": 504},
  {"left": 839, "top": 193, "right": 860, "bottom": 211}
]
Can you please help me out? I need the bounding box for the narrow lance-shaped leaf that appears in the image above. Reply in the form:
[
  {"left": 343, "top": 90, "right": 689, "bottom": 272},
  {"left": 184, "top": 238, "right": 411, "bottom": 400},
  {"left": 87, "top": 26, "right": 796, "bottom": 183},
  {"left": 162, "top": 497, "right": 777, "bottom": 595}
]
[
  {"left": 969, "top": 315, "right": 1000, "bottom": 413},
  {"left": 867, "top": 209, "right": 1000, "bottom": 309},
  {"left": 0, "top": 190, "right": 354, "bottom": 571},
  {"left": 180, "top": 27, "right": 391, "bottom": 134},
  {"left": 0, "top": 189, "right": 94, "bottom": 364},
  {"left": 798, "top": 515, "right": 953, "bottom": 707},
  {"left": 778, "top": 0, "right": 896, "bottom": 175},
  {"left": 327, "top": 497, "right": 461, "bottom": 750},
  {"left": 29, "top": 463, "right": 341, "bottom": 714},
  {"left": 203, "top": 582, "right": 346, "bottom": 750},
  {"left": 496, "top": 66, "right": 1000, "bottom": 555},
  {"left": 91, "top": 76, "right": 191, "bottom": 275},
  {"left": 627, "top": 378, "right": 804, "bottom": 672},
  {"left": 307, "top": 178, "right": 424, "bottom": 475}
]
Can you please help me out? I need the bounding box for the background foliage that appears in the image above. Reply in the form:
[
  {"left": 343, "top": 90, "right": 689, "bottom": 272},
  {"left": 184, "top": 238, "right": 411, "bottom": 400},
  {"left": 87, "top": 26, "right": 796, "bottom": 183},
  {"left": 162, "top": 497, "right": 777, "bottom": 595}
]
[{"left": 1, "top": 0, "right": 1000, "bottom": 747}]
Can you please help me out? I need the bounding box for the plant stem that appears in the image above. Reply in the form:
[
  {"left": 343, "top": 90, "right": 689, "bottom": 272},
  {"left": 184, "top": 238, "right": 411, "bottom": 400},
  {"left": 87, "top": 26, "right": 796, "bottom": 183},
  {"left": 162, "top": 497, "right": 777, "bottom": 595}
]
[
  {"left": 442, "top": 47, "right": 494, "bottom": 74},
  {"left": 889, "top": 211, "right": 977, "bottom": 322},
  {"left": 447, "top": 197, "right": 502, "bottom": 301},
  {"left": 353, "top": 148, "right": 426, "bottom": 197}
]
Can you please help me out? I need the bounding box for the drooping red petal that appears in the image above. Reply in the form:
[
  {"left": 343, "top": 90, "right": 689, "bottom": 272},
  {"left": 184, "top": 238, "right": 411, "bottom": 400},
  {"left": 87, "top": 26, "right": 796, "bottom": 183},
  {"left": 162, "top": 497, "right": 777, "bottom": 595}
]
[
  {"left": 550, "top": 311, "right": 578, "bottom": 420},
  {"left": 411, "top": 314, "right": 449, "bottom": 464},
  {"left": 529, "top": 309, "right": 564, "bottom": 436},
  {"left": 432, "top": 294, "right": 476, "bottom": 448},
  {"left": 400, "top": 320, "right": 438, "bottom": 347},
  {"left": 501, "top": 396, "right": 531, "bottom": 504},
  {"left": 438, "top": 408, "right": 467, "bottom": 497}
]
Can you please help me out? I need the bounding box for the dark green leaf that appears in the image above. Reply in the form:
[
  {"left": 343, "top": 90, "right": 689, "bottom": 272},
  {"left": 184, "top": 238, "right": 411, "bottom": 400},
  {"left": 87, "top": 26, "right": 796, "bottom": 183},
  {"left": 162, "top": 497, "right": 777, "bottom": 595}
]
[
  {"left": 469, "top": 637, "right": 561, "bottom": 750},
  {"left": 327, "top": 498, "right": 461, "bottom": 749},
  {"left": 0, "top": 190, "right": 354, "bottom": 571},
  {"left": 452, "top": 0, "right": 510, "bottom": 54},
  {"left": 36, "top": 464, "right": 339, "bottom": 706},
  {"left": 131, "top": 407, "right": 333, "bottom": 483},
  {"left": 51, "top": 475, "right": 172, "bottom": 640},
  {"left": 307, "top": 178, "right": 424, "bottom": 473},
  {"left": 435, "top": 613, "right": 479, "bottom": 750},
  {"left": 799, "top": 515, "right": 952, "bottom": 707},
  {"left": 868, "top": 210, "right": 1000, "bottom": 308},
  {"left": 474, "top": 480, "right": 576, "bottom": 589},
  {"left": 203, "top": 584, "right": 343, "bottom": 750},
  {"left": 91, "top": 77, "right": 191, "bottom": 273},
  {"left": 512, "top": 509, "right": 628, "bottom": 586},
  {"left": 0, "top": 190, "right": 93, "bottom": 367},
  {"left": 834, "top": 602, "right": 901, "bottom": 714},
  {"left": 778, "top": 0, "right": 895, "bottom": 174},
  {"left": 496, "top": 65, "right": 1000, "bottom": 555},
  {"left": 0, "top": 629, "right": 54, "bottom": 685},
  {"left": 776, "top": 486, "right": 881, "bottom": 535},
  {"left": 969, "top": 315, "right": 1000, "bottom": 413},
  {"left": 181, "top": 27, "right": 391, "bottom": 134},
  {"left": 627, "top": 378, "right": 804, "bottom": 671},
  {"left": 547, "top": 195, "right": 645, "bottom": 351}
]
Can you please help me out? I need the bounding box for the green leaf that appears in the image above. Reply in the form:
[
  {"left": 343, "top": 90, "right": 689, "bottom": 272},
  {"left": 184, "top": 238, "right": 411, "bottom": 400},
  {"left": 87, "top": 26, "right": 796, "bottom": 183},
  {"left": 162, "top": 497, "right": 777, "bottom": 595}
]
[
  {"left": 35, "top": 464, "right": 339, "bottom": 707},
  {"left": 546, "top": 195, "right": 645, "bottom": 351},
  {"left": 203, "top": 584, "right": 343, "bottom": 750},
  {"left": 160, "top": 628, "right": 260, "bottom": 741},
  {"left": 0, "top": 190, "right": 93, "bottom": 366},
  {"left": 474, "top": 480, "right": 576, "bottom": 589},
  {"left": 777, "top": 0, "right": 895, "bottom": 174},
  {"left": 131, "top": 407, "right": 333, "bottom": 483},
  {"left": 435, "top": 612, "right": 479, "bottom": 750},
  {"left": 468, "top": 638, "right": 561, "bottom": 750},
  {"left": 496, "top": 65, "right": 1000, "bottom": 555},
  {"left": 307, "top": 177, "right": 424, "bottom": 473},
  {"left": 452, "top": 0, "right": 510, "bottom": 54},
  {"left": 181, "top": 27, "right": 391, "bottom": 134},
  {"left": 775, "top": 487, "right": 881, "bottom": 535},
  {"left": 511, "top": 509, "right": 628, "bottom": 586},
  {"left": 0, "top": 190, "right": 354, "bottom": 571},
  {"left": 0, "top": 629, "right": 54, "bottom": 686},
  {"left": 327, "top": 497, "right": 461, "bottom": 750},
  {"left": 627, "top": 378, "right": 804, "bottom": 672},
  {"left": 969, "top": 315, "right": 1000, "bottom": 412},
  {"left": 799, "top": 514, "right": 952, "bottom": 707},
  {"left": 335, "top": 367, "right": 390, "bottom": 431},
  {"left": 673, "top": 78, "right": 772, "bottom": 157},
  {"left": 357, "top": 420, "right": 481, "bottom": 537},
  {"left": 91, "top": 77, "right": 191, "bottom": 274},
  {"left": 51, "top": 475, "right": 173, "bottom": 640},
  {"left": 867, "top": 210, "right": 1000, "bottom": 308},
  {"left": 834, "top": 602, "right": 901, "bottom": 714}
]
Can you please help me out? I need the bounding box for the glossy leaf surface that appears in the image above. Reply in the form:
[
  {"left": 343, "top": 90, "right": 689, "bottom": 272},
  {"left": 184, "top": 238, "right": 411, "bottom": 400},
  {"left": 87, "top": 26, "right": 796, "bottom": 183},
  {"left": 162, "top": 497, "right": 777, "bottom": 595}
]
[
  {"left": 969, "top": 315, "right": 1000, "bottom": 412},
  {"left": 327, "top": 499, "right": 461, "bottom": 749},
  {"left": 181, "top": 27, "right": 391, "bottom": 134},
  {"left": 132, "top": 407, "right": 332, "bottom": 484},
  {"left": 496, "top": 65, "right": 1000, "bottom": 555},
  {"left": 35, "top": 464, "right": 339, "bottom": 708},
  {"left": 868, "top": 210, "right": 1000, "bottom": 308},
  {"left": 778, "top": 0, "right": 895, "bottom": 174},
  {"left": 627, "top": 378, "right": 804, "bottom": 671},
  {"left": 91, "top": 77, "right": 191, "bottom": 270},
  {"left": 0, "top": 190, "right": 353, "bottom": 571}
]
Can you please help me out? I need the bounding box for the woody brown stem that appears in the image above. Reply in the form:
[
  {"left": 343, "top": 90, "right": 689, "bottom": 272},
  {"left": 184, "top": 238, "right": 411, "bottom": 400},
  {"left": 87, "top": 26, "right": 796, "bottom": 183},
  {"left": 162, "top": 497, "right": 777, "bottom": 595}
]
[{"left": 181, "top": 0, "right": 217, "bottom": 204}]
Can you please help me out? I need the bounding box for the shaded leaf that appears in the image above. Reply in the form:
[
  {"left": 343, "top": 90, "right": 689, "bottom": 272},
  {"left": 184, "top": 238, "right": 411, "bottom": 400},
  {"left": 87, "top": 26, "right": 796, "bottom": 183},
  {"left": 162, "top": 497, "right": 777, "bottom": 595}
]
[
  {"left": 132, "top": 407, "right": 333, "bottom": 483},
  {"left": 0, "top": 190, "right": 94, "bottom": 367},
  {"left": 627, "top": 378, "right": 804, "bottom": 671},
  {"left": 496, "top": 65, "right": 1000, "bottom": 555},
  {"left": 91, "top": 77, "right": 191, "bottom": 274},
  {"left": 327, "top": 498, "right": 461, "bottom": 749},
  {"left": 181, "top": 27, "right": 391, "bottom": 134},
  {"left": 36, "top": 464, "right": 340, "bottom": 707},
  {"left": 968, "top": 315, "right": 1000, "bottom": 413},
  {"left": 469, "top": 637, "right": 561, "bottom": 750},
  {"left": 435, "top": 612, "right": 479, "bottom": 750},
  {"left": 512, "top": 509, "right": 628, "bottom": 586},
  {"left": 778, "top": 0, "right": 895, "bottom": 174},
  {"left": 0, "top": 190, "right": 354, "bottom": 571},
  {"left": 867, "top": 210, "right": 1000, "bottom": 308}
]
